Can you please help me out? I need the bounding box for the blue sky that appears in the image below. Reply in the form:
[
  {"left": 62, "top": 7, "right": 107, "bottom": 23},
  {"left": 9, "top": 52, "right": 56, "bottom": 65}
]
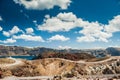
[{"left": 0, "top": 0, "right": 120, "bottom": 49}]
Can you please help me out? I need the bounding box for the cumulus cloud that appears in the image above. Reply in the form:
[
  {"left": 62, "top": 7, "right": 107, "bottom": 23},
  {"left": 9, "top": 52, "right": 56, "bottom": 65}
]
[
  {"left": 77, "top": 36, "right": 96, "bottom": 42},
  {"left": 45, "top": 15, "right": 50, "bottom": 19},
  {"left": 104, "top": 15, "right": 120, "bottom": 33},
  {"left": 13, "top": 34, "right": 44, "bottom": 42},
  {"left": 10, "top": 26, "right": 22, "bottom": 34},
  {"left": 78, "top": 15, "right": 120, "bottom": 42},
  {"left": 0, "top": 38, "right": 16, "bottom": 44},
  {"left": 58, "top": 45, "right": 71, "bottom": 49},
  {"left": 38, "top": 12, "right": 99, "bottom": 32},
  {"left": 38, "top": 12, "right": 120, "bottom": 42},
  {"left": 57, "top": 12, "right": 77, "bottom": 21},
  {"left": 13, "top": 0, "right": 71, "bottom": 10},
  {"left": 0, "top": 26, "right": 3, "bottom": 31},
  {"left": 48, "top": 34, "right": 70, "bottom": 41},
  {"left": 3, "top": 31, "right": 10, "bottom": 37},
  {"left": 38, "top": 12, "right": 79, "bottom": 32},
  {"left": 25, "top": 28, "right": 34, "bottom": 34},
  {"left": 78, "top": 22, "right": 112, "bottom": 42},
  {"left": 1, "top": 25, "right": 45, "bottom": 43},
  {"left": 0, "top": 16, "right": 3, "bottom": 21},
  {"left": 3, "top": 26, "right": 23, "bottom": 37}
]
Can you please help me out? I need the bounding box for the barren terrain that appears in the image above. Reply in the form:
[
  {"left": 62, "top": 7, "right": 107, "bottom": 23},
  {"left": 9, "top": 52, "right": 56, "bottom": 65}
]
[{"left": 0, "top": 56, "right": 120, "bottom": 80}]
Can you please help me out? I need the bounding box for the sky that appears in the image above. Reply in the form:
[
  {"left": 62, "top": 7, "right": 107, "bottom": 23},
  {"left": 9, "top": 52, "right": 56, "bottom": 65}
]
[{"left": 0, "top": 0, "right": 120, "bottom": 49}]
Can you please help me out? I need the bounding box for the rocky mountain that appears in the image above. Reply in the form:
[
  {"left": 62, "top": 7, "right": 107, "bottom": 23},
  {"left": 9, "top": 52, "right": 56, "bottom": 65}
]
[
  {"left": 0, "top": 45, "right": 56, "bottom": 56},
  {"left": 106, "top": 47, "right": 120, "bottom": 56},
  {"left": 0, "top": 45, "right": 120, "bottom": 57},
  {"left": 0, "top": 45, "right": 30, "bottom": 56}
]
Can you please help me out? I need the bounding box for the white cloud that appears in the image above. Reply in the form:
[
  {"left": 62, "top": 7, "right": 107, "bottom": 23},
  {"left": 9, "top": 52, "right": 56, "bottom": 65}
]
[
  {"left": 108, "top": 45, "right": 120, "bottom": 48},
  {"left": 57, "top": 12, "right": 77, "bottom": 21},
  {"left": 13, "top": 34, "right": 44, "bottom": 42},
  {"left": 3, "top": 26, "right": 23, "bottom": 37},
  {"left": 58, "top": 45, "right": 71, "bottom": 49},
  {"left": 104, "top": 15, "right": 120, "bottom": 33},
  {"left": 45, "top": 15, "right": 50, "bottom": 19},
  {"left": 0, "top": 38, "right": 16, "bottom": 44},
  {"left": 0, "top": 16, "right": 3, "bottom": 21},
  {"left": 10, "top": 26, "right": 22, "bottom": 34},
  {"left": 39, "top": 12, "right": 120, "bottom": 42},
  {"left": 3, "top": 31, "right": 10, "bottom": 37},
  {"left": 38, "top": 12, "right": 99, "bottom": 32},
  {"left": 77, "top": 36, "right": 96, "bottom": 42},
  {"left": 0, "top": 26, "right": 3, "bottom": 31},
  {"left": 1, "top": 26, "right": 45, "bottom": 43},
  {"left": 13, "top": 0, "right": 71, "bottom": 10},
  {"left": 48, "top": 34, "right": 70, "bottom": 41},
  {"left": 38, "top": 12, "right": 79, "bottom": 32},
  {"left": 25, "top": 28, "right": 34, "bottom": 34},
  {"left": 78, "top": 22, "right": 112, "bottom": 42}
]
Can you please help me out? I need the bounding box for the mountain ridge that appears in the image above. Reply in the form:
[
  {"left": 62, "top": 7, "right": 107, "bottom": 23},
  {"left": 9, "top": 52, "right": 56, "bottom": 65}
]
[{"left": 0, "top": 45, "right": 120, "bottom": 57}]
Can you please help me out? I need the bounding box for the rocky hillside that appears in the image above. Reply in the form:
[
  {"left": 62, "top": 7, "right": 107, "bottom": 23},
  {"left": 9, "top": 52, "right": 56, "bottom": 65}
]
[
  {"left": 0, "top": 56, "right": 120, "bottom": 78},
  {"left": 0, "top": 45, "right": 56, "bottom": 56},
  {"left": 35, "top": 52, "right": 95, "bottom": 61},
  {"left": 0, "top": 45, "right": 30, "bottom": 56}
]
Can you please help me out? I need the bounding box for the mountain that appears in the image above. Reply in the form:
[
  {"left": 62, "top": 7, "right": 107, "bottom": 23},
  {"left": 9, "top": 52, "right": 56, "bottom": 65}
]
[
  {"left": 35, "top": 52, "right": 95, "bottom": 61},
  {"left": 0, "top": 45, "right": 30, "bottom": 56},
  {"left": 0, "top": 45, "right": 120, "bottom": 57},
  {"left": 106, "top": 47, "right": 120, "bottom": 56},
  {"left": 0, "top": 45, "right": 56, "bottom": 56}
]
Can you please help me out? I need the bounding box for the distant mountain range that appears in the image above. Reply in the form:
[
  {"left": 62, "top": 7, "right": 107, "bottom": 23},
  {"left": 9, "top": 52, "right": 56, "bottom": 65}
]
[
  {"left": 0, "top": 45, "right": 120, "bottom": 57},
  {"left": 106, "top": 47, "right": 120, "bottom": 56}
]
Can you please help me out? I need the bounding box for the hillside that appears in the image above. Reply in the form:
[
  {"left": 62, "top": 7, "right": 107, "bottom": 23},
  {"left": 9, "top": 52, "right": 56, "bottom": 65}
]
[
  {"left": 0, "top": 56, "right": 120, "bottom": 79},
  {"left": 0, "top": 45, "right": 56, "bottom": 56},
  {"left": 35, "top": 52, "right": 95, "bottom": 61},
  {"left": 0, "top": 45, "right": 30, "bottom": 56}
]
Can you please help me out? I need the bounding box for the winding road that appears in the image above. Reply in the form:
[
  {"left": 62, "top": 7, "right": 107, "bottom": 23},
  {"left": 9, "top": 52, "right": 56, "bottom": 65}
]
[{"left": 0, "top": 57, "right": 23, "bottom": 68}]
